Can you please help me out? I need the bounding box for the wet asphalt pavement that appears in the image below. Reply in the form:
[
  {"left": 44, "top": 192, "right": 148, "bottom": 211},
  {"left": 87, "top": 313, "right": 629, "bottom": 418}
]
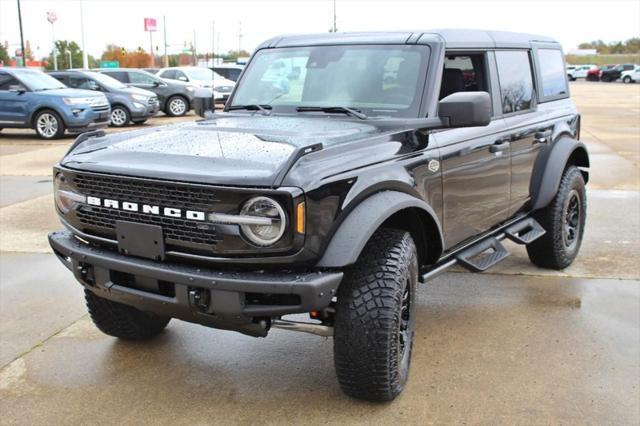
[{"left": 0, "top": 84, "right": 639, "bottom": 424}]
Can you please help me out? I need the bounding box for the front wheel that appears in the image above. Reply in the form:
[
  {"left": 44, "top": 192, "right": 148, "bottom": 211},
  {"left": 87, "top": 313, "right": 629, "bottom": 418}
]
[
  {"left": 85, "top": 290, "right": 170, "bottom": 340},
  {"left": 34, "top": 110, "right": 65, "bottom": 139},
  {"left": 623, "top": 76, "right": 633, "bottom": 84},
  {"left": 110, "top": 106, "right": 130, "bottom": 127},
  {"left": 527, "top": 165, "right": 586, "bottom": 270},
  {"left": 165, "top": 95, "right": 188, "bottom": 116},
  {"left": 334, "top": 228, "right": 418, "bottom": 401}
]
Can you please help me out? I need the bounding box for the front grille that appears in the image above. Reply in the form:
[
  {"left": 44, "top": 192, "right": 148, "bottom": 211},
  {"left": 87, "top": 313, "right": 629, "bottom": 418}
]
[
  {"left": 72, "top": 173, "right": 222, "bottom": 247},
  {"left": 91, "top": 104, "right": 110, "bottom": 112},
  {"left": 76, "top": 206, "right": 219, "bottom": 246}
]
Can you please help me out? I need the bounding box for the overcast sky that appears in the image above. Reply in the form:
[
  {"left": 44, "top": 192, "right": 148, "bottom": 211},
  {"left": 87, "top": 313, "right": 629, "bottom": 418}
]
[{"left": 1, "top": 0, "right": 639, "bottom": 59}]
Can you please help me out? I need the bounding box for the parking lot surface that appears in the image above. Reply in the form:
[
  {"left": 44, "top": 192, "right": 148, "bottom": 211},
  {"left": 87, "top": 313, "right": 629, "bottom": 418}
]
[{"left": 1, "top": 83, "right": 639, "bottom": 424}]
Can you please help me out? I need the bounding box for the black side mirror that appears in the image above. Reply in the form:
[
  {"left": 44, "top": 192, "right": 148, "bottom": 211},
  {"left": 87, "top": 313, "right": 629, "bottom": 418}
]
[
  {"left": 193, "top": 88, "right": 214, "bottom": 118},
  {"left": 438, "top": 91, "right": 491, "bottom": 128},
  {"left": 153, "top": 80, "right": 161, "bottom": 87}
]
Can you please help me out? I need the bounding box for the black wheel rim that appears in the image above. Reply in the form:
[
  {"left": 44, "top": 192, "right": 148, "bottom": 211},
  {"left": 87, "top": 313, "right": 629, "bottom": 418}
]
[
  {"left": 563, "top": 189, "right": 581, "bottom": 250},
  {"left": 399, "top": 280, "right": 411, "bottom": 358}
]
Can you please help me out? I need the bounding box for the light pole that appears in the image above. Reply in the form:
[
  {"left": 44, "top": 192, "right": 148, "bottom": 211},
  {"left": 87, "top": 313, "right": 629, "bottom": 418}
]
[
  {"left": 79, "top": 0, "right": 88, "bottom": 69},
  {"left": 16, "top": 0, "right": 26, "bottom": 67},
  {"left": 47, "top": 10, "right": 58, "bottom": 70},
  {"left": 163, "top": 16, "right": 168, "bottom": 67},
  {"left": 66, "top": 50, "right": 72, "bottom": 69}
]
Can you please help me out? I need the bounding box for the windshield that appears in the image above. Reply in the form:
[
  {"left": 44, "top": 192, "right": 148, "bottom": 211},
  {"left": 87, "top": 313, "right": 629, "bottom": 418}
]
[
  {"left": 183, "top": 67, "right": 224, "bottom": 81},
  {"left": 86, "top": 71, "right": 127, "bottom": 89},
  {"left": 230, "top": 45, "right": 430, "bottom": 118},
  {"left": 15, "top": 71, "right": 66, "bottom": 91}
]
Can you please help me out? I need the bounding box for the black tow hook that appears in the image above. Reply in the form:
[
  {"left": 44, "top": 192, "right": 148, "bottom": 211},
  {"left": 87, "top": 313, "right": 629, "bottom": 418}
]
[{"left": 188, "top": 288, "right": 210, "bottom": 313}]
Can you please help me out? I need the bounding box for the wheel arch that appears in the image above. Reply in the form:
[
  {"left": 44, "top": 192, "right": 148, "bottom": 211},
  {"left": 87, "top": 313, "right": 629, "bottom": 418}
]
[
  {"left": 316, "top": 191, "right": 444, "bottom": 268},
  {"left": 29, "top": 106, "right": 65, "bottom": 128},
  {"left": 529, "top": 136, "right": 590, "bottom": 211}
]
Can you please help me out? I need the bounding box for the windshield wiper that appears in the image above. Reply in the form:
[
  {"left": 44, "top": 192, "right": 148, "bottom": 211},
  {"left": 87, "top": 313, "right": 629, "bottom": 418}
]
[
  {"left": 296, "top": 106, "right": 367, "bottom": 120},
  {"left": 227, "top": 104, "right": 272, "bottom": 116}
]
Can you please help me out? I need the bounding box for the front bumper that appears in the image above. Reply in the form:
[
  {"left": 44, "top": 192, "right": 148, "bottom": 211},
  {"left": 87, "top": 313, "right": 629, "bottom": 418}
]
[
  {"left": 63, "top": 108, "right": 111, "bottom": 132},
  {"left": 49, "top": 230, "right": 342, "bottom": 337},
  {"left": 130, "top": 102, "right": 159, "bottom": 119}
]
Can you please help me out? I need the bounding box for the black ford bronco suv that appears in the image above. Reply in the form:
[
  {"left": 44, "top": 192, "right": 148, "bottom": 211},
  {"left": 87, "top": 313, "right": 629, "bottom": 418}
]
[{"left": 49, "top": 30, "right": 589, "bottom": 401}]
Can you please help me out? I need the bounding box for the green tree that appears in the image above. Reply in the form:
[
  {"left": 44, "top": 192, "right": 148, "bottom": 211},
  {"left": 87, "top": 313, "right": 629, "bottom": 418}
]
[
  {"left": 0, "top": 44, "right": 9, "bottom": 65},
  {"left": 46, "top": 40, "right": 84, "bottom": 70}
]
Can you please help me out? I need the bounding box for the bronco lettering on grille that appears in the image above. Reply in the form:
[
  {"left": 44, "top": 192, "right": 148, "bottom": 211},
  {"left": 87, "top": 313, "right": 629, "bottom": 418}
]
[{"left": 86, "top": 196, "right": 206, "bottom": 221}]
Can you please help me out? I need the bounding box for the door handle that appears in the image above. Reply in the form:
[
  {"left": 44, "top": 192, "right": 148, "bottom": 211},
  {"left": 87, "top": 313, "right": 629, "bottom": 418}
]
[
  {"left": 534, "top": 130, "right": 552, "bottom": 144},
  {"left": 489, "top": 142, "right": 509, "bottom": 153}
]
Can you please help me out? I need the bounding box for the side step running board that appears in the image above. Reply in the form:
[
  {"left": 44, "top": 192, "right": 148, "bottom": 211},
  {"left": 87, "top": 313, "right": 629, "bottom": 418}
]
[
  {"left": 420, "top": 216, "right": 547, "bottom": 281},
  {"left": 455, "top": 237, "right": 509, "bottom": 272},
  {"left": 504, "top": 218, "right": 546, "bottom": 245}
]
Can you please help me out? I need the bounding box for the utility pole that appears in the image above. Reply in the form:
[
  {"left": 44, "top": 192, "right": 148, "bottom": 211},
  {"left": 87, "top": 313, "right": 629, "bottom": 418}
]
[
  {"left": 331, "top": 0, "right": 338, "bottom": 32},
  {"left": 80, "top": 0, "right": 88, "bottom": 69},
  {"left": 163, "top": 16, "right": 168, "bottom": 67},
  {"left": 193, "top": 29, "right": 197, "bottom": 66},
  {"left": 211, "top": 21, "right": 216, "bottom": 66},
  {"left": 66, "top": 49, "right": 72, "bottom": 69},
  {"left": 238, "top": 21, "right": 242, "bottom": 58},
  {"left": 149, "top": 29, "right": 154, "bottom": 67},
  {"left": 16, "top": 0, "right": 26, "bottom": 66}
]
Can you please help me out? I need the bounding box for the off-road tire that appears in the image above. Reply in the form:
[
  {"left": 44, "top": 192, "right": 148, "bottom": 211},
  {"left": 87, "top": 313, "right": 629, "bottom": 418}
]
[
  {"left": 334, "top": 228, "right": 418, "bottom": 402},
  {"left": 527, "top": 165, "right": 586, "bottom": 269},
  {"left": 85, "top": 289, "right": 170, "bottom": 340}
]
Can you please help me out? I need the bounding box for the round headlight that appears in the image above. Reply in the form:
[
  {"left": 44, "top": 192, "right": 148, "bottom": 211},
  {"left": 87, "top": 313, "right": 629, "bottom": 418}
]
[{"left": 239, "top": 196, "right": 286, "bottom": 246}]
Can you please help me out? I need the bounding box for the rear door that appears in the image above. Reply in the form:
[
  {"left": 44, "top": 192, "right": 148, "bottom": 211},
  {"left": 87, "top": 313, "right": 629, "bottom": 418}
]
[{"left": 433, "top": 52, "right": 512, "bottom": 248}]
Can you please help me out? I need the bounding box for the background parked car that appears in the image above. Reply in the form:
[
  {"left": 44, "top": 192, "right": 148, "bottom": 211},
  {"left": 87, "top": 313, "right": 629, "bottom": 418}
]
[
  {"left": 0, "top": 67, "right": 110, "bottom": 139},
  {"left": 621, "top": 65, "right": 640, "bottom": 83},
  {"left": 49, "top": 70, "right": 159, "bottom": 127},
  {"left": 97, "top": 68, "right": 196, "bottom": 116},
  {"left": 600, "top": 64, "right": 637, "bottom": 82},
  {"left": 143, "top": 68, "right": 160, "bottom": 75},
  {"left": 212, "top": 64, "right": 244, "bottom": 82},
  {"left": 567, "top": 64, "right": 597, "bottom": 81},
  {"left": 157, "top": 66, "right": 235, "bottom": 102}
]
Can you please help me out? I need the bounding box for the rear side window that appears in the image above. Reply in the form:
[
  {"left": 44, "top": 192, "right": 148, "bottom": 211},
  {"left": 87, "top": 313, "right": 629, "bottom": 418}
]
[
  {"left": 495, "top": 50, "right": 534, "bottom": 114},
  {"left": 537, "top": 49, "right": 568, "bottom": 99},
  {"left": 160, "top": 70, "right": 176, "bottom": 79},
  {"left": 104, "top": 71, "right": 129, "bottom": 83}
]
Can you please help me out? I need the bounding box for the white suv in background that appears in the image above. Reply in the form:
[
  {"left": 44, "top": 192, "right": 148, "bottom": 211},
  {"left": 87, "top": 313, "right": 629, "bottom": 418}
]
[
  {"left": 621, "top": 66, "right": 640, "bottom": 83},
  {"left": 157, "top": 66, "right": 235, "bottom": 102},
  {"left": 567, "top": 64, "right": 597, "bottom": 81}
]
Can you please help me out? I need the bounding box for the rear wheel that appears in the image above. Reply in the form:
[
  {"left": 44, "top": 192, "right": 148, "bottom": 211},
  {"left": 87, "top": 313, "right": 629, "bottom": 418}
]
[
  {"left": 527, "top": 166, "right": 586, "bottom": 270},
  {"left": 110, "top": 106, "right": 130, "bottom": 127},
  {"left": 334, "top": 228, "right": 418, "bottom": 401},
  {"left": 165, "top": 95, "right": 188, "bottom": 116},
  {"left": 34, "top": 110, "right": 65, "bottom": 139},
  {"left": 85, "top": 290, "right": 170, "bottom": 340}
]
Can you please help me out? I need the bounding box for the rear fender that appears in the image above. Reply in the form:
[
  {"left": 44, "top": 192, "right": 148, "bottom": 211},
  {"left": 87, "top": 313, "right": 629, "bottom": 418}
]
[{"left": 529, "top": 136, "right": 589, "bottom": 210}]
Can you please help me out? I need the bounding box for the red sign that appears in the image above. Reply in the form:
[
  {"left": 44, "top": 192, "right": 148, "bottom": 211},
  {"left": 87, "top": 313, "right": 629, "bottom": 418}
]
[{"left": 144, "top": 18, "right": 157, "bottom": 32}]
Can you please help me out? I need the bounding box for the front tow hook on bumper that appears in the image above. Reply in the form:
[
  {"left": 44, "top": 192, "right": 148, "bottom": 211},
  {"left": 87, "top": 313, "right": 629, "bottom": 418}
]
[{"left": 271, "top": 319, "right": 333, "bottom": 337}]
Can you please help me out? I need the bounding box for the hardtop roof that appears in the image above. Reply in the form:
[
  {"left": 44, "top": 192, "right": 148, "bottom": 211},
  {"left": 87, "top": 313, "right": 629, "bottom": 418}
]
[{"left": 257, "top": 29, "right": 559, "bottom": 50}]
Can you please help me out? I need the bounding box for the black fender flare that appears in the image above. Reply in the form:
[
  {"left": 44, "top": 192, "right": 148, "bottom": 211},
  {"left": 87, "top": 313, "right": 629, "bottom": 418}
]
[
  {"left": 316, "top": 190, "right": 444, "bottom": 268},
  {"left": 529, "top": 137, "right": 590, "bottom": 210}
]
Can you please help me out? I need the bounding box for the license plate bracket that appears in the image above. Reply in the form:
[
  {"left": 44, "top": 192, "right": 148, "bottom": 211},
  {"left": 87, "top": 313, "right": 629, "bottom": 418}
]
[{"left": 115, "top": 221, "right": 165, "bottom": 261}]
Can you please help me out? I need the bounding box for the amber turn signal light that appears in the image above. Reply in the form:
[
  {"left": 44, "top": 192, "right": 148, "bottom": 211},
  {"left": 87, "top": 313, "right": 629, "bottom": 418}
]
[{"left": 296, "top": 201, "right": 305, "bottom": 234}]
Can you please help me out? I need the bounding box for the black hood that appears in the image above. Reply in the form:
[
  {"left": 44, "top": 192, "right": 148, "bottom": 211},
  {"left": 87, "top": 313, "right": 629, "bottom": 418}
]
[{"left": 61, "top": 115, "right": 390, "bottom": 187}]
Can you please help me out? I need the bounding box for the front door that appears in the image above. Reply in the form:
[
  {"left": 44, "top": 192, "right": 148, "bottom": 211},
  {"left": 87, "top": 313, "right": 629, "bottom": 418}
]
[
  {"left": 0, "top": 73, "right": 30, "bottom": 126},
  {"left": 432, "top": 52, "right": 512, "bottom": 248}
]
